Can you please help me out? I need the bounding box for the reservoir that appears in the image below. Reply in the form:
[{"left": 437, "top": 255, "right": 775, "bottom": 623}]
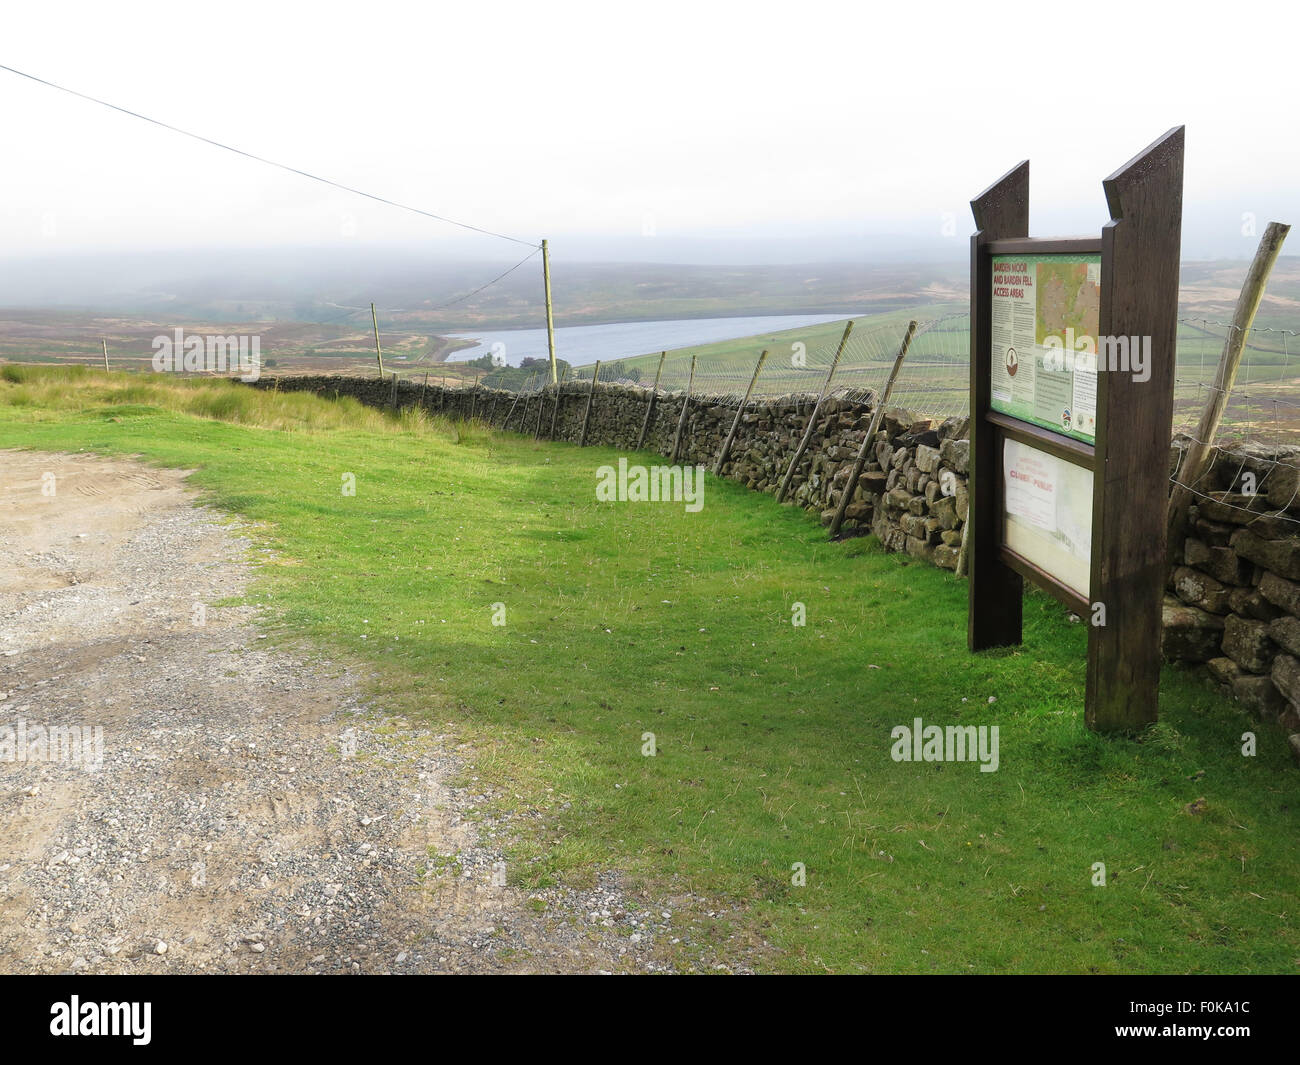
[{"left": 445, "top": 313, "right": 855, "bottom": 368}]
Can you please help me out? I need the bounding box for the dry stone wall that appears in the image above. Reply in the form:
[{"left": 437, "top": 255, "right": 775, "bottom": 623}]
[{"left": 248, "top": 374, "right": 1300, "bottom": 754}]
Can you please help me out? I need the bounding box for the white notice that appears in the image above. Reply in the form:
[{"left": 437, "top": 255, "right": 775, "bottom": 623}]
[{"left": 1003, "top": 440, "right": 1057, "bottom": 532}]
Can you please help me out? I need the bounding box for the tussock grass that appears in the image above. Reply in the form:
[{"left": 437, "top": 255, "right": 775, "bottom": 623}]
[{"left": 0, "top": 365, "right": 489, "bottom": 440}]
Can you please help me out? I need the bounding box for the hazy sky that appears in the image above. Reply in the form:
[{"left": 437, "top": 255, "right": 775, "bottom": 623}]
[{"left": 2, "top": 1, "right": 1295, "bottom": 263}]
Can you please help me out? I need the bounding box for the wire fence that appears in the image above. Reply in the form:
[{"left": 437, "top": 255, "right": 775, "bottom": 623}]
[
  {"left": 475, "top": 310, "right": 1300, "bottom": 440},
  {"left": 558, "top": 311, "right": 973, "bottom": 421},
  {"left": 465, "top": 305, "right": 1300, "bottom": 534},
  {"left": 1166, "top": 317, "right": 1300, "bottom": 533}
]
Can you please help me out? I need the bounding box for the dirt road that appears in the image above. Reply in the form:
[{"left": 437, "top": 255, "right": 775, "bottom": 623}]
[{"left": 0, "top": 450, "right": 711, "bottom": 973}]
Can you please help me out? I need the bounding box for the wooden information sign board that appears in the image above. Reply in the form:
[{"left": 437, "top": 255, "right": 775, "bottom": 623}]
[{"left": 968, "top": 128, "right": 1185, "bottom": 733}]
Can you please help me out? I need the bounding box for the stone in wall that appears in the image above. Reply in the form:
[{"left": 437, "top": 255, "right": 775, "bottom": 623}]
[
  {"left": 1183, "top": 538, "right": 1252, "bottom": 586},
  {"left": 1221, "top": 615, "right": 1276, "bottom": 674},
  {"left": 1171, "top": 566, "right": 1232, "bottom": 614},
  {"left": 1162, "top": 597, "right": 1225, "bottom": 662},
  {"left": 1231, "top": 528, "right": 1300, "bottom": 580},
  {"left": 1268, "top": 654, "right": 1300, "bottom": 731}
]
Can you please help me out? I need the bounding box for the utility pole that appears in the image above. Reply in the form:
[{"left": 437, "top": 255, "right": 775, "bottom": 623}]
[{"left": 542, "top": 239, "right": 557, "bottom": 384}]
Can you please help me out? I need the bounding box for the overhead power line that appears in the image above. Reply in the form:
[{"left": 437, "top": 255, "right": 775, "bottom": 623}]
[
  {"left": 0, "top": 61, "right": 540, "bottom": 250},
  {"left": 315, "top": 247, "right": 540, "bottom": 325},
  {"left": 426, "top": 247, "right": 542, "bottom": 311}
]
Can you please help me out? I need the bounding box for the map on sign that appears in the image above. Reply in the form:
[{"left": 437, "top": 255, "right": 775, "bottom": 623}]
[
  {"left": 1037, "top": 260, "right": 1101, "bottom": 348},
  {"left": 990, "top": 253, "right": 1101, "bottom": 443}
]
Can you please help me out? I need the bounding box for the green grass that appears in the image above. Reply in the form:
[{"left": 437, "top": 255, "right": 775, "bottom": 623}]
[{"left": 2, "top": 366, "right": 1297, "bottom": 973}]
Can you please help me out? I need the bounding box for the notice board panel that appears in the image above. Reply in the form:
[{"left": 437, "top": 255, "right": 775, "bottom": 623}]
[
  {"left": 990, "top": 252, "right": 1101, "bottom": 444},
  {"left": 1001, "top": 438, "right": 1093, "bottom": 599}
]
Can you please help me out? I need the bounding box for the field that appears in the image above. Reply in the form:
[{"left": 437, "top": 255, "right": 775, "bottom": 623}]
[
  {"left": 3, "top": 365, "right": 1297, "bottom": 973},
  {"left": 0, "top": 309, "right": 477, "bottom": 379}
]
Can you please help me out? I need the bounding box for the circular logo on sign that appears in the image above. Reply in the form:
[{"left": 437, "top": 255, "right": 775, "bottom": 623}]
[
  {"left": 1005, "top": 348, "right": 1018, "bottom": 376},
  {"left": 1062, "top": 407, "right": 1072, "bottom": 431}
]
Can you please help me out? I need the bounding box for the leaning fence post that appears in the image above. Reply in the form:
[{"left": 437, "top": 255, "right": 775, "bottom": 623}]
[
  {"left": 523, "top": 374, "right": 539, "bottom": 433},
  {"left": 548, "top": 365, "right": 569, "bottom": 440},
  {"left": 101, "top": 338, "right": 110, "bottom": 373},
  {"left": 579, "top": 361, "right": 602, "bottom": 447},
  {"left": 828, "top": 320, "right": 916, "bottom": 539},
  {"left": 777, "top": 319, "right": 854, "bottom": 503},
  {"left": 533, "top": 379, "right": 548, "bottom": 440},
  {"left": 371, "top": 303, "right": 385, "bottom": 376},
  {"left": 503, "top": 387, "right": 524, "bottom": 431},
  {"left": 670, "top": 355, "right": 697, "bottom": 465},
  {"left": 715, "top": 351, "right": 768, "bottom": 476},
  {"left": 636, "top": 351, "right": 667, "bottom": 451},
  {"left": 1166, "top": 221, "right": 1291, "bottom": 558}
]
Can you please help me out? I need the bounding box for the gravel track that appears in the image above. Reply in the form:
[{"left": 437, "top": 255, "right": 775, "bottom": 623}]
[{"left": 0, "top": 450, "right": 741, "bottom": 974}]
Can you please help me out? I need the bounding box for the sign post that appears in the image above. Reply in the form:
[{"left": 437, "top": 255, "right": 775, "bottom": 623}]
[{"left": 968, "top": 128, "right": 1184, "bottom": 733}]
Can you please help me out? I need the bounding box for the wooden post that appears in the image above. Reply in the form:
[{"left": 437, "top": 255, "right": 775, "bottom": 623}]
[
  {"left": 670, "top": 355, "right": 697, "bottom": 465},
  {"left": 828, "top": 322, "right": 916, "bottom": 538},
  {"left": 1086, "top": 127, "right": 1185, "bottom": 733},
  {"left": 470, "top": 371, "right": 480, "bottom": 420},
  {"left": 534, "top": 380, "right": 548, "bottom": 440},
  {"left": 503, "top": 389, "right": 524, "bottom": 431},
  {"left": 777, "top": 320, "right": 853, "bottom": 503},
  {"left": 370, "top": 303, "right": 385, "bottom": 376},
  {"left": 542, "top": 239, "right": 558, "bottom": 384},
  {"left": 635, "top": 351, "right": 667, "bottom": 451},
  {"left": 955, "top": 512, "right": 971, "bottom": 577},
  {"left": 522, "top": 374, "right": 538, "bottom": 433},
  {"left": 389, "top": 371, "right": 399, "bottom": 408},
  {"left": 968, "top": 160, "right": 1030, "bottom": 653},
  {"left": 548, "top": 365, "right": 569, "bottom": 440},
  {"left": 101, "top": 338, "right": 110, "bottom": 373},
  {"left": 578, "top": 362, "right": 602, "bottom": 447},
  {"left": 536, "top": 380, "right": 548, "bottom": 436},
  {"left": 714, "top": 351, "right": 768, "bottom": 475},
  {"left": 1166, "top": 221, "right": 1290, "bottom": 554},
  {"left": 420, "top": 371, "right": 429, "bottom": 407}
]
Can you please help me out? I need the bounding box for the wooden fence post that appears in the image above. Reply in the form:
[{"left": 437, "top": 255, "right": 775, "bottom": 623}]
[
  {"left": 503, "top": 388, "right": 524, "bottom": 431},
  {"left": 776, "top": 320, "right": 854, "bottom": 503},
  {"left": 548, "top": 365, "right": 569, "bottom": 440},
  {"left": 828, "top": 321, "right": 916, "bottom": 538},
  {"left": 579, "top": 362, "right": 602, "bottom": 447},
  {"left": 1166, "top": 221, "right": 1291, "bottom": 556},
  {"left": 534, "top": 380, "right": 547, "bottom": 440},
  {"left": 389, "top": 371, "right": 399, "bottom": 408},
  {"left": 371, "top": 303, "right": 385, "bottom": 376},
  {"left": 670, "top": 355, "right": 697, "bottom": 465},
  {"left": 635, "top": 351, "right": 667, "bottom": 451},
  {"left": 714, "top": 351, "right": 768, "bottom": 475},
  {"left": 420, "top": 371, "right": 429, "bottom": 407},
  {"left": 101, "top": 338, "right": 110, "bottom": 373}
]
